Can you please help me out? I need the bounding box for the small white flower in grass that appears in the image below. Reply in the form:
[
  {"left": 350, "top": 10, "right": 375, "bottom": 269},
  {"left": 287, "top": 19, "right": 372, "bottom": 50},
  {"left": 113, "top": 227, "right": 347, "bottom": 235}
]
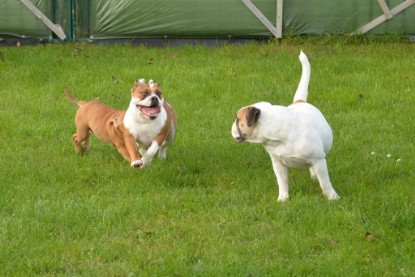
[
  {"left": 396, "top": 159, "right": 401, "bottom": 163},
  {"left": 386, "top": 154, "right": 392, "bottom": 158},
  {"left": 371, "top": 151, "right": 376, "bottom": 155}
]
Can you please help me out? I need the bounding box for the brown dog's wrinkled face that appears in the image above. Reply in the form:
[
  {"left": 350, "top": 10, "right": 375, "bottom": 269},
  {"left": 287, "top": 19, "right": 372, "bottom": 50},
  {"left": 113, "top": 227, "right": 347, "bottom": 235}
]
[
  {"left": 231, "top": 106, "right": 261, "bottom": 143},
  {"left": 131, "top": 80, "right": 164, "bottom": 120},
  {"left": 149, "top": 82, "right": 162, "bottom": 97}
]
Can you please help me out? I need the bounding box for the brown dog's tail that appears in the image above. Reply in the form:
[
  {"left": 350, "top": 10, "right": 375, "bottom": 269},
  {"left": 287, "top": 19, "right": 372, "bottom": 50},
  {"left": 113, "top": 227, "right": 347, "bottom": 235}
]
[{"left": 65, "top": 88, "right": 86, "bottom": 106}]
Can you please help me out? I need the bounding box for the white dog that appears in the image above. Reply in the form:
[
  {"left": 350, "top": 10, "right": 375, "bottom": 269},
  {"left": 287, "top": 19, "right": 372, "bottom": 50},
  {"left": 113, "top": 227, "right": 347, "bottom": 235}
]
[{"left": 231, "top": 51, "right": 339, "bottom": 201}]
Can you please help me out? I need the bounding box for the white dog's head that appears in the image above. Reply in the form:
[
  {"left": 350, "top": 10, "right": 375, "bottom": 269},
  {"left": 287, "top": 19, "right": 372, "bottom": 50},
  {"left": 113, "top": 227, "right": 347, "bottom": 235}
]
[
  {"left": 231, "top": 105, "right": 261, "bottom": 143},
  {"left": 130, "top": 79, "right": 164, "bottom": 120}
]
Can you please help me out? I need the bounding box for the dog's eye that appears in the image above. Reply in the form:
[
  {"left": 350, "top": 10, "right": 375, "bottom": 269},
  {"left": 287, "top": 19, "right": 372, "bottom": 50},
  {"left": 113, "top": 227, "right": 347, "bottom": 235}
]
[
  {"left": 156, "top": 92, "right": 162, "bottom": 97},
  {"left": 142, "top": 92, "right": 148, "bottom": 97}
]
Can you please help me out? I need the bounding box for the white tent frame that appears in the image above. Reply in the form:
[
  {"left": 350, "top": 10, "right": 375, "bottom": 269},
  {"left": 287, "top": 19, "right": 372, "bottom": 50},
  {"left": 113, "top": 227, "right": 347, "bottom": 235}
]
[
  {"left": 243, "top": 0, "right": 414, "bottom": 38},
  {"left": 18, "top": 0, "right": 66, "bottom": 40},
  {"left": 242, "top": 0, "right": 283, "bottom": 39},
  {"left": 356, "top": 0, "right": 415, "bottom": 34}
]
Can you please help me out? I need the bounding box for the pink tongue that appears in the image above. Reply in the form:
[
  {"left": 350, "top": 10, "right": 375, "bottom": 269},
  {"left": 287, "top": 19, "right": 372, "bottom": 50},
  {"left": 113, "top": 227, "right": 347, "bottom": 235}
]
[{"left": 141, "top": 106, "right": 161, "bottom": 116}]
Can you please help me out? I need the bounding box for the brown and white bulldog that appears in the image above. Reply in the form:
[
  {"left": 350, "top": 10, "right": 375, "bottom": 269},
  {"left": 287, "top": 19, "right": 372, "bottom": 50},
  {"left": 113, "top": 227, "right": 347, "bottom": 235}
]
[
  {"left": 125, "top": 79, "right": 177, "bottom": 168},
  {"left": 65, "top": 79, "right": 176, "bottom": 168}
]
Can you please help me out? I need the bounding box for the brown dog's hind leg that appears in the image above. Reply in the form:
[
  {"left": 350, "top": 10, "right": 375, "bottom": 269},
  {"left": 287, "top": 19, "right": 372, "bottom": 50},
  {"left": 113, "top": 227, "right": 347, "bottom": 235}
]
[
  {"left": 81, "top": 134, "right": 91, "bottom": 152},
  {"left": 72, "top": 134, "right": 83, "bottom": 154},
  {"left": 72, "top": 128, "right": 91, "bottom": 154}
]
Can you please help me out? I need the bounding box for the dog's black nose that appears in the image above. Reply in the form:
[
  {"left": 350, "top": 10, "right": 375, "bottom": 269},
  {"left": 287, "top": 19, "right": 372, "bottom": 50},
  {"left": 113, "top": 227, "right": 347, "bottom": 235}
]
[
  {"left": 150, "top": 96, "right": 159, "bottom": 106},
  {"left": 237, "top": 137, "right": 245, "bottom": 143}
]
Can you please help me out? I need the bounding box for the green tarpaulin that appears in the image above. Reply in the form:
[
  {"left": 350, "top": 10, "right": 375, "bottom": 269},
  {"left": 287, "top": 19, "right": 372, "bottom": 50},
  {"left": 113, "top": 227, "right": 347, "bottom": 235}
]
[
  {"left": 1, "top": 0, "right": 414, "bottom": 40},
  {"left": 0, "top": 0, "right": 51, "bottom": 38}
]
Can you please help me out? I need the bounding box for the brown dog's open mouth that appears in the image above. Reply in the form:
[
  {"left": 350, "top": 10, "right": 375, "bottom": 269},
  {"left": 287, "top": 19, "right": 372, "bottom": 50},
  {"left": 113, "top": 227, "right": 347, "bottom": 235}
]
[{"left": 137, "top": 105, "right": 161, "bottom": 119}]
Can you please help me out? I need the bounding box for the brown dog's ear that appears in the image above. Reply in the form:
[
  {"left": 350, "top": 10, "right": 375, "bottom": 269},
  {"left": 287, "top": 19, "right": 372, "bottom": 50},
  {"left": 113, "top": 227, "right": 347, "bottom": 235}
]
[{"left": 247, "top": 107, "right": 261, "bottom": 127}]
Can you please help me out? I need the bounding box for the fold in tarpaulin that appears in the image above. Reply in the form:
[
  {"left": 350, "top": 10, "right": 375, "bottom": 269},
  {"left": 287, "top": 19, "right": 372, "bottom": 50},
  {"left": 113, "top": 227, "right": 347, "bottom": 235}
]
[
  {"left": 1, "top": 0, "right": 414, "bottom": 40},
  {"left": 89, "top": 0, "right": 274, "bottom": 39}
]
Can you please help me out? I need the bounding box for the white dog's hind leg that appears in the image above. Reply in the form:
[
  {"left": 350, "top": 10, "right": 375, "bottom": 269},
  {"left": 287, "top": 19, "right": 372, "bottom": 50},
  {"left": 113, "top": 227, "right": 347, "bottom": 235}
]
[
  {"left": 312, "top": 159, "right": 340, "bottom": 200},
  {"left": 270, "top": 156, "right": 290, "bottom": 201},
  {"left": 309, "top": 166, "right": 317, "bottom": 180}
]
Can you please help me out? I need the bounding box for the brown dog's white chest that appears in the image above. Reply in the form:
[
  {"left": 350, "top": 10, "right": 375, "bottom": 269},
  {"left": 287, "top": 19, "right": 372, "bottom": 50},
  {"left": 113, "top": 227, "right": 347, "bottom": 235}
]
[{"left": 125, "top": 107, "right": 168, "bottom": 148}]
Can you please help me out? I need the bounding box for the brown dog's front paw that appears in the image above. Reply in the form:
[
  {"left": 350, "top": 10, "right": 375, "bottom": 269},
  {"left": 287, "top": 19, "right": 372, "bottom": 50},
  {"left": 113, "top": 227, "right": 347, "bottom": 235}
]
[{"left": 131, "top": 160, "right": 143, "bottom": 168}]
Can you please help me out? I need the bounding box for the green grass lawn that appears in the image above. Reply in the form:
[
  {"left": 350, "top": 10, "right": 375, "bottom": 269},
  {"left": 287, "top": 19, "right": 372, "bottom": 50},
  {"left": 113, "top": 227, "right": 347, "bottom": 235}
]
[{"left": 0, "top": 37, "right": 414, "bottom": 276}]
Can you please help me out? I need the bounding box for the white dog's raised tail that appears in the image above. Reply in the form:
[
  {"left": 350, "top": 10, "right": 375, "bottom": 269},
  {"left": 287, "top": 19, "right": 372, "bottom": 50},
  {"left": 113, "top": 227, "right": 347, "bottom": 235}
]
[{"left": 293, "top": 50, "right": 311, "bottom": 103}]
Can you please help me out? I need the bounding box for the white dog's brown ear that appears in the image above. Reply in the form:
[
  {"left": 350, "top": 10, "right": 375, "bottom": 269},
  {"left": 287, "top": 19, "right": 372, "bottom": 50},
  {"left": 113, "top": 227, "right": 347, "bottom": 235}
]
[{"left": 247, "top": 107, "right": 261, "bottom": 127}]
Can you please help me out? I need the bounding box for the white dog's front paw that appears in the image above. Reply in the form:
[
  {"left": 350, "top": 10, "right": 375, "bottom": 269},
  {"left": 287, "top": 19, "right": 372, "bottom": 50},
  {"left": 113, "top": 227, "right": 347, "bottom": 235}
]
[
  {"left": 325, "top": 190, "right": 340, "bottom": 200},
  {"left": 278, "top": 193, "right": 290, "bottom": 202},
  {"left": 131, "top": 160, "right": 143, "bottom": 168}
]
